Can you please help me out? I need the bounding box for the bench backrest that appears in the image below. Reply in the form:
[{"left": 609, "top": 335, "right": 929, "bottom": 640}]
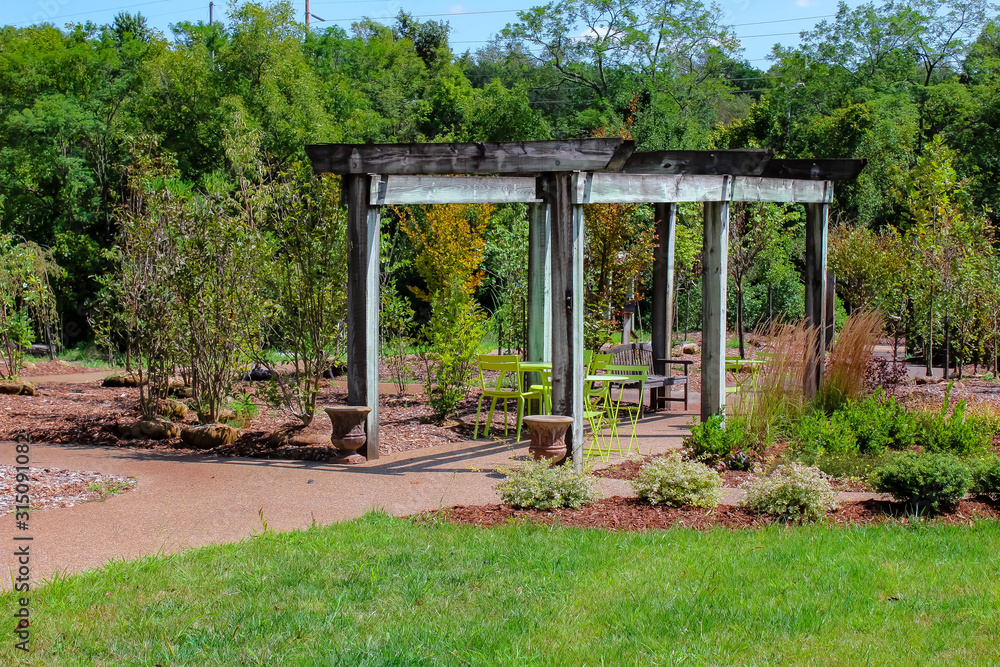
[{"left": 607, "top": 343, "right": 654, "bottom": 372}]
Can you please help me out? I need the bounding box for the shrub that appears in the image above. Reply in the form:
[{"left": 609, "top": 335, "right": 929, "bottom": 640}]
[
  {"left": 686, "top": 414, "right": 750, "bottom": 464},
  {"left": 840, "top": 393, "right": 917, "bottom": 454},
  {"left": 495, "top": 459, "right": 599, "bottom": 509},
  {"left": 631, "top": 455, "right": 723, "bottom": 508},
  {"left": 792, "top": 410, "right": 858, "bottom": 461},
  {"left": 869, "top": 452, "right": 971, "bottom": 512},
  {"left": 741, "top": 464, "right": 838, "bottom": 522},
  {"left": 917, "top": 396, "right": 994, "bottom": 455},
  {"left": 814, "top": 451, "right": 887, "bottom": 481},
  {"left": 970, "top": 455, "right": 1000, "bottom": 499},
  {"left": 864, "top": 356, "right": 909, "bottom": 395}
]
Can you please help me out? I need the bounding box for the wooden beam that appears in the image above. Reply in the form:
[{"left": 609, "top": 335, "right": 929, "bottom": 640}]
[
  {"left": 622, "top": 149, "right": 773, "bottom": 175},
  {"left": 577, "top": 173, "right": 732, "bottom": 204},
  {"left": 731, "top": 177, "right": 832, "bottom": 203},
  {"left": 762, "top": 158, "right": 867, "bottom": 181},
  {"left": 370, "top": 175, "right": 539, "bottom": 205},
  {"left": 345, "top": 174, "right": 381, "bottom": 459},
  {"left": 548, "top": 173, "right": 585, "bottom": 472},
  {"left": 306, "top": 139, "right": 635, "bottom": 175},
  {"left": 701, "top": 197, "right": 730, "bottom": 421},
  {"left": 803, "top": 202, "right": 829, "bottom": 398},
  {"left": 527, "top": 197, "right": 552, "bottom": 365},
  {"left": 576, "top": 173, "right": 832, "bottom": 204}
]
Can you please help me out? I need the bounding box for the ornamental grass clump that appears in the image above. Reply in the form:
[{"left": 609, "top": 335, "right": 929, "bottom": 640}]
[
  {"left": 870, "top": 452, "right": 971, "bottom": 512},
  {"left": 631, "top": 454, "right": 723, "bottom": 508},
  {"left": 496, "top": 459, "right": 598, "bottom": 509},
  {"left": 741, "top": 464, "right": 838, "bottom": 522}
]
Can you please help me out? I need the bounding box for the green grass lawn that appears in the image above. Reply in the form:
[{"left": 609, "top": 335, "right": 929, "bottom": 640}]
[{"left": 5, "top": 513, "right": 1000, "bottom": 666}]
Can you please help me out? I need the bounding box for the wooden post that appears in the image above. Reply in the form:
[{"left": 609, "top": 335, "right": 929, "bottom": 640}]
[
  {"left": 527, "top": 196, "right": 552, "bottom": 364},
  {"left": 652, "top": 202, "right": 677, "bottom": 409},
  {"left": 550, "top": 173, "right": 585, "bottom": 472},
  {"left": 804, "top": 202, "right": 829, "bottom": 398},
  {"left": 825, "top": 269, "right": 836, "bottom": 351},
  {"left": 701, "top": 198, "right": 729, "bottom": 421},
  {"left": 345, "top": 174, "right": 381, "bottom": 459}
]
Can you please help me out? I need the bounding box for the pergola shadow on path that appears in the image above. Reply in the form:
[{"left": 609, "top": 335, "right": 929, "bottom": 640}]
[{"left": 305, "top": 139, "right": 865, "bottom": 472}]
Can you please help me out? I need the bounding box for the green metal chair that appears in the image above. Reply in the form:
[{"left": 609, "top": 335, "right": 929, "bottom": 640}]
[
  {"left": 581, "top": 375, "right": 615, "bottom": 462},
  {"left": 589, "top": 352, "right": 613, "bottom": 374},
  {"left": 474, "top": 357, "right": 539, "bottom": 441},
  {"left": 605, "top": 364, "right": 647, "bottom": 456}
]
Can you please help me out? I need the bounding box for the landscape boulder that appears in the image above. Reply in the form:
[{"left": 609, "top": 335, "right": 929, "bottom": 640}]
[
  {"left": 103, "top": 373, "right": 143, "bottom": 388},
  {"left": 0, "top": 382, "right": 36, "bottom": 396},
  {"left": 180, "top": 424, "right": 239, "bottom": 449},
  {"left": 118, "top": 420, "right": 180, "bottom": 439}
]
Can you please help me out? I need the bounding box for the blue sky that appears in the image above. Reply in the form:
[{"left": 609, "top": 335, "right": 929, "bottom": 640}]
[{"left": 1, "top": 0, "right": 862, "bottom": 64}]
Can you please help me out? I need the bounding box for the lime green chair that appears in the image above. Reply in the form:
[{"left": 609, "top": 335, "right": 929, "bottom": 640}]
[
  {"left": 605, "top": 364, "right": 647, "bottom": 456},
  {"left": 581, "top": 375, "right": 614, "bottom": 462},
  {"left": 589, "top": 353, "right": 613, "bottom": 374},
  {"left": 474, "top": 357, "right": 539, "bottom": 441}
]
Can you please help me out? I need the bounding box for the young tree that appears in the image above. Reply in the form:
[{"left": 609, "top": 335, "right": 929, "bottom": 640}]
[{"left": 0, "top": 236, "right": 60, "bottom": 380}]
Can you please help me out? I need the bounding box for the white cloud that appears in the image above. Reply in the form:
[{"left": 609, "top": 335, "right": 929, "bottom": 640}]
[
  {"left": 796, "top": 0, "right": 811, "bottom": 6},
  {"left": 449, "top": 4, "right": 465, "bottom": 13}
]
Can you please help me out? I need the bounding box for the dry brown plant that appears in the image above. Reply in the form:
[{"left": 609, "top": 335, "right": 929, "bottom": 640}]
[
  {"left": 734, "top": 319, "right": 817, "bottom": 444},
  {"left": 816, "top": 309, "right": 884, "bottom": 413}
]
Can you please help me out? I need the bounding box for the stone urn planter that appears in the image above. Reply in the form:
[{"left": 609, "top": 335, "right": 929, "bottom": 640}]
[
  {"left": 522, "top": 415, "right": 573, "bottom": 464},
  {"left": 325, "top": 406, "right": 372, "bottom": 464}
]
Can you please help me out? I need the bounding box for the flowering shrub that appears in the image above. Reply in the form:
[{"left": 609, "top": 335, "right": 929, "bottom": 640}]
[
  {"left": 495, "top": 459, "right": 598, "bottom": 509},
  {"left": 741, "top": 464, "right": 838, "bottom": 522},
  {"left": 631, "top": 454, "right": 723, "bottom": 508}
]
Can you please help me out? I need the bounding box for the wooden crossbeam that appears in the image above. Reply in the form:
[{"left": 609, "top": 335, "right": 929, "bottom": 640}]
[
  {"left": 621, "top": 149, "right": 773, "bottom": 175},
  {"left": 307, "top": 139, "right": 634, "bottom": 175},
  {"left": 573, "top": 173, "right": 832, "bottom": 204},
  {"left": 369, "top": 175, "right": 539, "bottom": 205},
  {"left": 762, "top": 158, "right": 867, "bottom": 181}
]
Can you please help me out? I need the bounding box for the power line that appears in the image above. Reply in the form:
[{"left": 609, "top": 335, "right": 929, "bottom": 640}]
[{"left": 10, "top": 0, "right": 180, "bottom": 27}]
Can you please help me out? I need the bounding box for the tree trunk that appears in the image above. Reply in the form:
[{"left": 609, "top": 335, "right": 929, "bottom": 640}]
[{"left": 943, "top": 312, "right": 950, "bottom": 380}]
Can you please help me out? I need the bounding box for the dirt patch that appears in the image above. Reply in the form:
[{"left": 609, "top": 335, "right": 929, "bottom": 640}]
[
  {"left": 1, "top": 465, "right": 135, "bottom": 513},
  {"left": 424, "top": 496, "right": 1000, "bottom": 531}
]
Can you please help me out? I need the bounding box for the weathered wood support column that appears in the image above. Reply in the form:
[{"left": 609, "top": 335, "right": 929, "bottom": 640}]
[
  {"left": 701, "top": 198, "right": 730, "bottom": 421},
  {"left": 804, "top": 201, "right": 829, "bottom": 398},
  {"left": 527, "top": 193, "right": 552, "bottom": 364},
  {"left": 550, "top": 173, "right": 586, "bottom": 472},
  {"left": 652, "top": 202, "right": 677, "bottom": 409},
  {"left": 345, "top": 174, "right": 382, "bottom": 459}
]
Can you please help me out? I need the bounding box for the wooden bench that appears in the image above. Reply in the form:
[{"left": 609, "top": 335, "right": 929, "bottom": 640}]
[{"left": 607, "top": 343, "right": 693, "bottom": 415}]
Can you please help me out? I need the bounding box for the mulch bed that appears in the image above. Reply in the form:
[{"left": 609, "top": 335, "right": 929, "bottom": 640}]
[
  {"left": 0, "top": 465, "right": 136, "bottom": 513},
  {"left": 424, "top": 496, "right": 1000, "bottom": 531}
]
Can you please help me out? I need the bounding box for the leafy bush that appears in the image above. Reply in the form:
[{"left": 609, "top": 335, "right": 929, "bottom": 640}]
[
  {"left": 791, "top": 410, "right": 858, "bottom": 461},
  {"left": 918, "top": 403, "right": 995, "bottom": 455},
  {"left": 741, "top": 464, "right": 838, "bottom": 522},
  {"left": 869, "top": 452, "right": 971, "bottom": 512},
  {"left": 421, "top": 281, "right": 486, "bottom": 421},
  {"left": 631, "top": 455, "right": 723, "bottom": 508},
  {"left": 840, "top": 393, "right": 917, "bottom": 454},
  {"left": 970, "top": 455, "right": 1000, "bottom": 499},
  {"left": 685, "top": 414, "right": 750, "bottom": 464},
  {"left": 814, "top": 451, "right": 887, "bottom": 481},
  {"left": 496, "top": 459, "right": 598, "bottom": 509},
  {"left": 864, "top": 356, "right": 909, "bottom": 395}
]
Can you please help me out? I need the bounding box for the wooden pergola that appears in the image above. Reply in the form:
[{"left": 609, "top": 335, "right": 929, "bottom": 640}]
[{"left": 305, "top": 139, "right": 866, "bottom": 471}]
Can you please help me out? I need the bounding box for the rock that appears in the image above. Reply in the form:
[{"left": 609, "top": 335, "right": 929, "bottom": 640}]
[
  {"left": 240, "top": 366, "right": 272, "bottom": 382},
  {"left": 168, "top": 377, "right": 186, "bottom": 390},
  {"left": 198, "top": 408, "right": 237, "bottom": 424},
  {"left": 915, "top": 376, "right": 942, "bottom": 385},
  {"left": 103, "top": 373, "right": 143, "bottom": 388},
  {"left": 172, "top": 385, "right": 194, "bottom": 399},
  {"left": 118, "top": 420, "right": 180, "bottom": 439},
  {"left": 682, "top": 343, "right": 699, "bottom": 355},
  {"left": 55, "top": 360, "right": 71, "bottom": 367},
  {"left": 268, "top": 418, "right": 333, "bottom": 448},
  {"left": 27, "top": 344, "right": 55, "bottom": 357},
  {"left": 156, "top": 398, "right": 189, "bottom": 421},
  {"left": 180, "top": 424, "right": 239, "bottom": 449},
  {"left": 952, "top": 381, "right": 965, "bottom": 389},
  {"left": 22, "top": 361, "right": 36, "bottom": 370},
  {"left": 321, "top": 359, "right": 347, "bottom": 379},
  {"left": 0, "top": 382, "right": 35, "bottom": 396}
]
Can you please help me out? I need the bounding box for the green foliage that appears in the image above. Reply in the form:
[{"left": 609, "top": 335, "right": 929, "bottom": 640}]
[
  {"left": 421, "top": 282, "right": 486, "bottom": 421},
  {"left": 916, "top": 384, "right": 997, "bottom": 455},
  {"left": 631, "top": 454, "right": 723, "bottom": 508},
  {"left": 791, "top": 410, "right": 858, "bottom": 461},
  {"left": 0, "top": 235, "right": 60, "bottom": 380},
  {"left": 380, "top": 282, "right": 415, "bottom": 397},
  {"left": 870, "top": 452, "right": 972, "bottom": 512},
  {"left": 685, "top": 414, "right": 750, "bottom": 464},
  {"left": 741, "top": 464, "right": 838, "bottom": 522},
  {"left": 495, "top": 459, "right": 598, "bottom": 509},
  {"left": 839, "top": 393, "right": 918, "bottom": 454},
  {"left": 970, "top": 455, "right": 1000, "bottom": 498}
]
